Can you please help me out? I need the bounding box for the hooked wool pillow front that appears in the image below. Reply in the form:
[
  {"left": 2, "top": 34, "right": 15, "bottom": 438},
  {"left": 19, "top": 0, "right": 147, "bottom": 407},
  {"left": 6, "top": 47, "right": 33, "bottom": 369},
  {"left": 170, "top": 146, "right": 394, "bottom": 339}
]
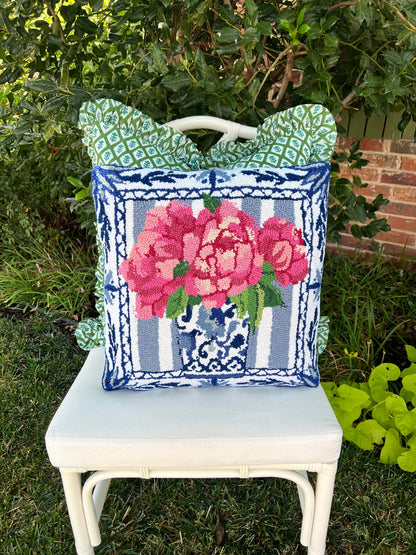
[{"left": 92, "top": 162, "right": 330, "bottom": 390}]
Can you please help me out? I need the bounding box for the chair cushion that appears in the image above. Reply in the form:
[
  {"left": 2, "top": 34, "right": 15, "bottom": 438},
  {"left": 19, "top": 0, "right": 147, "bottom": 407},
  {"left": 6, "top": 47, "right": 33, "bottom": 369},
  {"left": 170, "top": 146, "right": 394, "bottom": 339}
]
[
  {"left": 45, "top": 347, "right": 342, "bottom": 469},
  {"left": 92, "top": 162, "right": 330, "bottom": 390}
]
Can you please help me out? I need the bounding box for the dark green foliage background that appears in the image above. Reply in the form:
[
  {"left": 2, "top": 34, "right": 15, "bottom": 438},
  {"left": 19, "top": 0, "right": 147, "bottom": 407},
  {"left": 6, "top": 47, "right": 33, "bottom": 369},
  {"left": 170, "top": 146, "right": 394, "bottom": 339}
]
[
  {"left": 2, "top": 0, "right": 414, "bottom": 242},
  {"left": 0, "top": 0, "right": 415, "bottom": 315}
]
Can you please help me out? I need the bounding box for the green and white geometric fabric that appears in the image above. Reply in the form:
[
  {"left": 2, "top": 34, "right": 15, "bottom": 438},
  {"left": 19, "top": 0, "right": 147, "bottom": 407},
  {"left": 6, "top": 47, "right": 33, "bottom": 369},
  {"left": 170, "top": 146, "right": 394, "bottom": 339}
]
[
  {"left": 78, "top": 99, "right": 204, "bottom": 170},
  {"left": 205, "top": 103, "right": 337, "bottom": 169},
  {"left": 75, "top": 98, "right": 337, "bottom": 352},
  {"left": 77, "top": 98, "right": 337, "bottom": 171}
]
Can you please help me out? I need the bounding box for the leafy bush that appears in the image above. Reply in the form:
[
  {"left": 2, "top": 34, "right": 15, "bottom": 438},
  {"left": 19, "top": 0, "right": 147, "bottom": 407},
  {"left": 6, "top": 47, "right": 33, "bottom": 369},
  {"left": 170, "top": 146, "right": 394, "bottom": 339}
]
[
  {"left": 1, "top": 0, "right": 415, "bottom": 242},
  {"left": 323, "top": 345, "right": 416, "bottom": 472}
]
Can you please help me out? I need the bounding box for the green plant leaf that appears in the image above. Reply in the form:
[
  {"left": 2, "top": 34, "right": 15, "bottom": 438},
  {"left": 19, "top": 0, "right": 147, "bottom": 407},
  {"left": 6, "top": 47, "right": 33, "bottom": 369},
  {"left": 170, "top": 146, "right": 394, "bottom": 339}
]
[
  {"left": 332, "top": 405, "right": 362, "bottom": 441},
  {"left": 385, "top": 395, "right": 416, "bottom": 436},
  {"left": 368, "top": 363, "right": 401, "bottom": 402},
  {"left": 322, "top": 381, "right": 337, "bottom": 401},
  {"left": 333, "top": 383, "right": 370, "bottom": 411},
  {"left": 24, "top": 79, "right": 57, "bottom": 93},
  {"left": 351, "top": 419, "right": 386, "bottom": 451},
  {"left": 398, "top": 448, "right": 416, "bottom": 472},
  {"left": 372, "top": 402, "right": 394, "bottom": 430},
  {"left": 380, "top": 428, "right": 406, "bottom": 464},
  {"left": 405, "top": 345, "right": 416, "bottom": 363},
  {"left": 395, "top": 410, "right": 416, "bottom": 437},
  {"left": 165, "top": 286, "right": 188, "bottom": 319},
  {"left": 401, "top": 362, "right": 416, "bottom": 378},
  {"left": 385, "top": 394, "right": 407, "bottom": 415},
  {"left": 161, "top": 72, "right": 194, "bottom": 92},
  {"left": 401, "top": 374, "right": 416, "bottom": 406},
  {"left": 401, "top": 345, "right": 416, "bottom": 378}
]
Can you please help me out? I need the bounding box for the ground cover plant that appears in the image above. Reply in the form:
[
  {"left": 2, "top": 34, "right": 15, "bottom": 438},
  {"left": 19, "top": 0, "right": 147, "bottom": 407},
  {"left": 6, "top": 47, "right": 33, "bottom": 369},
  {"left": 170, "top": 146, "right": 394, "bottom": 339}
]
[{"left": 1, "top": 251, "right": 415, "bottom": 553}]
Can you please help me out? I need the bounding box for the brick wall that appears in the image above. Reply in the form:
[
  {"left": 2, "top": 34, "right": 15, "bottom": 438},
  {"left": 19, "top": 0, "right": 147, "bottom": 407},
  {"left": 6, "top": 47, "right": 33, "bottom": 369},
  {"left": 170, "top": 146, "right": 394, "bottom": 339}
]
[{"left": 327, "top": 137, "right": 416, "bottom": 259}]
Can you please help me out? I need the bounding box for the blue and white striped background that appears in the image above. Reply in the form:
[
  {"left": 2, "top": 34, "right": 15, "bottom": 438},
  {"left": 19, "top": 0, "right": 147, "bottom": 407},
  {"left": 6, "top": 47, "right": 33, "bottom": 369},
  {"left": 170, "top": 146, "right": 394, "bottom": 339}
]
[{"left": 92, "top": 164, "right": 329, "bottom": 389}]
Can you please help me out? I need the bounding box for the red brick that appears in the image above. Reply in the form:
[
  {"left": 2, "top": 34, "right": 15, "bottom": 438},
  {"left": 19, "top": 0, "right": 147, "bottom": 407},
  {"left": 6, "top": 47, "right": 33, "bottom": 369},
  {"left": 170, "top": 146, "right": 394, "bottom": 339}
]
[
  {"left": 361, "top": 183, "right": 393, "bottom": 198},
  {"left": 373, "top": 229, "right": 415, "bottom": 246},
  {"left": 336, "top": 232, "right": 416, "bottom": 256},
  {"left": 373, "top": 242, "right": 416, "bottom": 257},
  {"left": 355, "top": 167, "right": 381, "bottom": 183},
  {"left": 390, "top": 140, "right": 416, "bottom": 156},
  {"left": 390, "top": 185, "right": 416, "bottom": 203},
  {"left": 380, "top": 202, "right": 416, "bottom": 218},
  {"left": 400, "top": 156, "right": 416, "bottom": 172},
  {"left": 359, "top": 138, "right": 384, "bottom": 152},
  {"left": 381, "top": 171, "right": 416, "bottom": 186},
  {"left": 326, "top": 240, "right": 416, "bottom": 259},
  {"left": 385, "top": 214, "right": 416, "bottom": 234},
  {"left": 336, "top": 234, "right": 368, "bottom": 249},
  {"left": 338, "top": 166, "right": 381, "bottom": 184},
  {"left": 365, "top": 153, "right": 399, "bottom": 170}
]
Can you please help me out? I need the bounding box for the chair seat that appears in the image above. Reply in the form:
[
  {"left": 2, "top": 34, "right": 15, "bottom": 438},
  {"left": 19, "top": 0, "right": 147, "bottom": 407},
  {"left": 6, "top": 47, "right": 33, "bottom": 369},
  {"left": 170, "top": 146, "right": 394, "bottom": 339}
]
[{"left": 46, "top": 347, "right": 342, "bottom": 470}]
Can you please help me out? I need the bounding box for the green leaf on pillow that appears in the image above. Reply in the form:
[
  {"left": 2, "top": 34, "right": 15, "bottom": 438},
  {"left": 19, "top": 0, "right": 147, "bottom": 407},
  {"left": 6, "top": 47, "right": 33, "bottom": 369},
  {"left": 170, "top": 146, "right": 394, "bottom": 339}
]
[
  {"left": 166, "top": 286, "right": 188, "bottom": 319},
  {"left": 229, "top": 289, "right": 248, "bottom": 319},
  {"left": 173, "top": 259, "right": 189, "bottom": 278},
  {"left": 188, "top": 294, "right": 202, "bottom": 309},
  {"left": 261, "top": 282, "right": 284, "bottom": 308},
  {"left": 246, "top": 285, "right": 261, "bottom": 333},
  {"left": 260, "top": 260, "right": 276, "bottom": 282},
  {"left": 257, "top": 261, "right": 284, "bottom": 308},
  {"left": 202, "top": 193, "right": 222, "bottom": 213},
  {"left": 255, "top": 284, "right": 265, "bottom": 330}
]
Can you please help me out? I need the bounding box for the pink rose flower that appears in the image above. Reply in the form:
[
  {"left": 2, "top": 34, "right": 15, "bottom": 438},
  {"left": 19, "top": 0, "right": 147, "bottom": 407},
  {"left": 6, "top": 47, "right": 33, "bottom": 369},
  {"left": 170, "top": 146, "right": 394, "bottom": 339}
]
[
  {"left": 119, "top": 200, "right": 196, "bottom": 318},
  {"left": 183, "top": 200, "right": 264, "bottom": 309},
  {"left": 258, "top": 217, "right": 309, "bottom": 287}
]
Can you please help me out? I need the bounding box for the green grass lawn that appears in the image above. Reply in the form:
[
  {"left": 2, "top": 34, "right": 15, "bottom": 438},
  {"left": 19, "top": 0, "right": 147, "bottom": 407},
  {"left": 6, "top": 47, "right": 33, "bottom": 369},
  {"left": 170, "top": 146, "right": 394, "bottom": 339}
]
[{"left": 1, "top": 251, "right": 415, "bottom": 554}]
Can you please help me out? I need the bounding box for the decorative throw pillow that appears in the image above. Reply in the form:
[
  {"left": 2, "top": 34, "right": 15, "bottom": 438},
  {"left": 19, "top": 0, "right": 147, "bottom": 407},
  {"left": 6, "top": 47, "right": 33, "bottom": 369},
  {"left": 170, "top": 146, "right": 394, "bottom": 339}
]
[
  {"left": 92, "top": 162, "right": 330, "bottom": 390},
  {"left": 75, "top": 100, "right": 337, "bottom": 353}
]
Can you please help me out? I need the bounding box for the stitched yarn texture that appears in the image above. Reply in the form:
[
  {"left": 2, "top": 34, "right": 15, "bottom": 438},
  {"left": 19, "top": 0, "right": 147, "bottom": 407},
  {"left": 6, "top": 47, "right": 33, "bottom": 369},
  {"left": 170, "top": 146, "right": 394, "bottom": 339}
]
[{"left": 92, "top": 163, "right": 330, "bottom": 390}]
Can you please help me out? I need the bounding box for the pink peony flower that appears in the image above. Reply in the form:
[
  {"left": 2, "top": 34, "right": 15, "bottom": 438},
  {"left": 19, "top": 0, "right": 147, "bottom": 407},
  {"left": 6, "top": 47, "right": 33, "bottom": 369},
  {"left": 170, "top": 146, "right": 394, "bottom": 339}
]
[
  {"left": 183, "top": 200, "right": 264, "bottom": 309},
  {"left": 258, "top": 217, "right": 309, "bottom": 287},
  {"left": 119, "top": 200, "right": 196, "bottom": 318}
]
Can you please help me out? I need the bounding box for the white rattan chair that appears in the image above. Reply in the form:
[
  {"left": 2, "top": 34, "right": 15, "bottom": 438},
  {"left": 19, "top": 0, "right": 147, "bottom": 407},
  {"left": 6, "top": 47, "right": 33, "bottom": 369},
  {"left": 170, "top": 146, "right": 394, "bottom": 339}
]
[{"left": 45, "top": 116, "right": 342, "bottom": 555}]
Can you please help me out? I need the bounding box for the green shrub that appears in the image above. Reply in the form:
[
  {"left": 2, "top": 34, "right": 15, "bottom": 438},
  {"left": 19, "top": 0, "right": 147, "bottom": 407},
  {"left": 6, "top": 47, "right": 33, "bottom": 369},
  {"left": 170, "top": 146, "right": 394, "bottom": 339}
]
[
  {"left": 2, "top": 0, "right": 415, "bottom": 241},
  {"left": 323, "top": 345, "right": 416, "bottom": 472}
]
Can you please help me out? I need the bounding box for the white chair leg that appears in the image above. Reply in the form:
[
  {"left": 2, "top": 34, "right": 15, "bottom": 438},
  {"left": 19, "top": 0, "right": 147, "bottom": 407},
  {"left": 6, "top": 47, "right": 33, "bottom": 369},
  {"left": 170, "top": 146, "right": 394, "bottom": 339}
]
[
  {"left": 60, "top": 469, "right": 94, "bottom": 555},
  {"left": 308, "top": 462, "right": 338, "bottom": 555},
  {"left": 92, "top": 478, "right": 111, "bottom": 522}
]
